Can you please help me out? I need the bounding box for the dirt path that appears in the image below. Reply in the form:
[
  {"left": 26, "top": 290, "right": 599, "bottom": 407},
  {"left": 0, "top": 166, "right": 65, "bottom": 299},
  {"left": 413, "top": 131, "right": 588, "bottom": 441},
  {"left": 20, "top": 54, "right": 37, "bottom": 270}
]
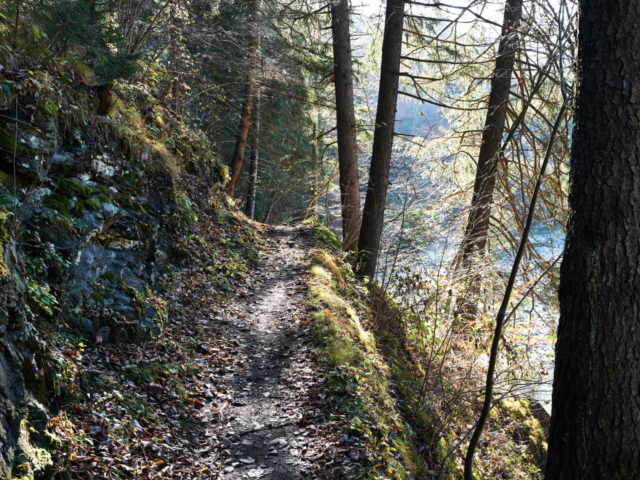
[
  {"left": 57, "top": 224, "right": 341, "bottom": 480},
  {"left": 194, "top": 225, "right": 332, "bottom": 479}
]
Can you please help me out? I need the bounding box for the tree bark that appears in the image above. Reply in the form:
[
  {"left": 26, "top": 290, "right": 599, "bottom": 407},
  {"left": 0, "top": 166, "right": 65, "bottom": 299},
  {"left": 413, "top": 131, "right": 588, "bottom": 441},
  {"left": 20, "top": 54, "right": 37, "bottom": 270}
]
[
  {"left": 245, "top": 84, "right": 261, "bottom": 220},
  {"left": 546, "top": 1, "right": 640, "bottom": 478},
  {"left": 226, "top": 0, "right": 259, "bottom": 197},
  {"left": 453, "top": 0, "right": 523, "bottom": 296},
  {"left": 356, "top": 0, "right": 405, "bottom": 278},
  {"left": 330, "top": 0, "right": 361, "bottom": 250}
]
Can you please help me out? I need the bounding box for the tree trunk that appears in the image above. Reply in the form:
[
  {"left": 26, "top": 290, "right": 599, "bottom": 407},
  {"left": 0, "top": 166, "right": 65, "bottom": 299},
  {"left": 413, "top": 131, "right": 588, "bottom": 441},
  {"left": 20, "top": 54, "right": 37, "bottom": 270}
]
[
  {"left": 453, "top": 0, "right": 523, "bottom": 317},
  {"left": 356, "top": 0, "right": 405, "bottom": 278},
  {"left": 330, "top": 0, "right": 361, "bottom": 250},
  {"left": 170, "top": 4, "right": 182, "bottom": 112},
  {"left": 311, "top": 122, "right": 319, "bottom": 217},
  {"left": 546, "top": 1, "right": 640, "bottom": 478},
  {"left": 15, "top": 0, "right": 20, "bottom": 32},
  {"left": 457, "top": 0, "right": 523, "bottom": 265},
  {"left": 245, "top": 84, "right": 261, "bottom": 220},
  {"left": 225, "top": 0, "right": 259, "bottom": 197}
]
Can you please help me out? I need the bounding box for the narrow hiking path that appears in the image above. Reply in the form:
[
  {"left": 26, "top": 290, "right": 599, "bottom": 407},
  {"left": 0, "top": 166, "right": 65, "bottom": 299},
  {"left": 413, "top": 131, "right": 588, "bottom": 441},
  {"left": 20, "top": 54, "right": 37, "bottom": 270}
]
[
  {"left": 191, "top": 224, "right": 334, "bottom": 479},
  {"left": 58, "top": 224, "right": 347, "bottom": 480}
]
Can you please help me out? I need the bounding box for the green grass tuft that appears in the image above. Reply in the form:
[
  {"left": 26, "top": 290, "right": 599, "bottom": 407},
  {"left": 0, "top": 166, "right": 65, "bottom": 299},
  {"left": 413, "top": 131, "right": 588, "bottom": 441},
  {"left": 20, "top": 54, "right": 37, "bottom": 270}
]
[{"left": 312, "top": 223, "right": 341, "bottom": 249}]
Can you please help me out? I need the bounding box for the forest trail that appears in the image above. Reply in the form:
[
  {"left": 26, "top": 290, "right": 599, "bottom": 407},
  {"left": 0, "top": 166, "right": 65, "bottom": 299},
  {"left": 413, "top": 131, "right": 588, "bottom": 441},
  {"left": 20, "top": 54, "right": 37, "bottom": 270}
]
[{"left": 185, "top": 224, "right": 334, "bottom": 479}]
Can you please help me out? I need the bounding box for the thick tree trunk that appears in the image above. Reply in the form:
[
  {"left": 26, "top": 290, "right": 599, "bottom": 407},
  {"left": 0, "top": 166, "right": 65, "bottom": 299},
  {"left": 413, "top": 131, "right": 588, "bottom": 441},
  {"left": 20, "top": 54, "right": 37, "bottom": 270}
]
[
  {"left": 330, "top": 0, "right": 361, "bottom": 250},
  {"left": 245, "top": 84, "right": 261, "bottom": 220},
  {"left": 356, "top": 0, "right": 405, "bottom": 278},
  {"left": 453, "top": 0, "right": 523, "bottom": 317},
  {"left": 546, "top": 1, "right": 640, "bottom": 478},
  {"left": 226, "top": 0, "right": 259, "bottom": 197}
]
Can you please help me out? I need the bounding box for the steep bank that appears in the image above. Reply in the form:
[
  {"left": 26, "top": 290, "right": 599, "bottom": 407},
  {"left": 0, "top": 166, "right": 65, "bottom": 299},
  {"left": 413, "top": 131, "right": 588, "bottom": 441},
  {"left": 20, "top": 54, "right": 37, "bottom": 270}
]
[{"left": 0, "top": 53, "right": 226, "bottom": 477}]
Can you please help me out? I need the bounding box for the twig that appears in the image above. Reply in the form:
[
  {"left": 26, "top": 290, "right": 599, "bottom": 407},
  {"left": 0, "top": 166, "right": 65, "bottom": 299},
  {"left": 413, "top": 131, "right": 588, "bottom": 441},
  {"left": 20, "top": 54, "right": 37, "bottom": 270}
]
[{"left": 0, "top": 114, "right": 30, "bottom": 126}]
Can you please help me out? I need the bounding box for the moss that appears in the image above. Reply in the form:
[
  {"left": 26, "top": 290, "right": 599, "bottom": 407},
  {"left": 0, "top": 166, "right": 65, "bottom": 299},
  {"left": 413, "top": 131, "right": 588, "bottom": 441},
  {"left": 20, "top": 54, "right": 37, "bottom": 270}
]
[
  {"left": 65, "top": 56, "right": 94, "bottom": 82},
  {"left": 97, "top": 184, "right": 112, "bottom": 195},
  {"left": 14, "top": 419, "right": 54, "bottom": 477},
  {"left": 0, "top": 211, "right": 8, "bottom": 243},
  {"left": 132, "top": 200, "right": 147, "bottom": 213},
  {"left": 500, "top": 399, "right": 547, "bottom": 464},
  {"left": 97, "top": 194, "right": 111, "bottom": 204},
  {"left": 117, "top": 278, "right": 145, "bottom": 319},
  {"left": 130, "top": 287, "right": 146, "bottom": 319},
  {"left": 217, "top": 163, "right": 230, "bottom": 184},
  {"left": 43, "top": 193, "right": 71, "bottom": 216},
  {"left": 309, "top": 250, "right": 426, "bottom": 479},
  {"left": 36, "top": 99, "right": 59, "bottom": 120},
  {"left": 122, "top": 171, "right": 138, "bottom": 183},
  {"left": 22, "top": 42, "right": 47, "bottom": 60},
  {"left": 90, "top": 288, "right": 105, "bottom": 304},
  {"left": 34, "top": 380, "right": 50, "bottom": 406},
  {"left": 147, "top": 294, "right": 168, "bottom": 331},
  {"left": 100, "top": 271, "right": 115, "bottom": 283},
  {"left": 58, "top": 178, "right": 92, "bottom": 198},
  {"left": 0, "top": 129, "right": 38, "bottom": 155},
  {"left": 0, "top": 168, "right": 14, "bottom": 190},
  {"left": 0, "top": 129, "right": 17, "bottom": 152},
  {"left": 37, "top": 430, "right": 62, "bottom": 452},
  {"left": 72, "top": 197, "right": 102, "bottom": 216}
]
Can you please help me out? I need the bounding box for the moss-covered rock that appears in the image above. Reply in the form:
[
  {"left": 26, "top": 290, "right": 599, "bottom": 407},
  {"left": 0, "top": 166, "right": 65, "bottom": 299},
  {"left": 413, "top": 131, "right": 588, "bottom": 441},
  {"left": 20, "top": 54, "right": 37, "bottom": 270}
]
[
  {"left": 13, "top": 418, "right": 54, "bottom": 478},
  {"left": 72, "top": 196, "right": 102, "bottom": 216},
  {"left": 0, "top": 129, "right": 17, "bottom": 152},
  {"left": 58, "top": 178, "right": 92, "bottom": 198},
  {"left": 42, "top": 193, "right": 71, "bottom": 216}
]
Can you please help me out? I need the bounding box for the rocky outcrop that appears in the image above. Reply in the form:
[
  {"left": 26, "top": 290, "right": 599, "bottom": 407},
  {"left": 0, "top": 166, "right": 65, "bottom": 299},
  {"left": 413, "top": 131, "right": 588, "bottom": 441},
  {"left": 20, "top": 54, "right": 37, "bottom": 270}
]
[
  {"left": 0, "top": 90, "right": 187, "bottom": 477},
  {"left": 0, "top": 238, "right": 59, "bottom": 478}
]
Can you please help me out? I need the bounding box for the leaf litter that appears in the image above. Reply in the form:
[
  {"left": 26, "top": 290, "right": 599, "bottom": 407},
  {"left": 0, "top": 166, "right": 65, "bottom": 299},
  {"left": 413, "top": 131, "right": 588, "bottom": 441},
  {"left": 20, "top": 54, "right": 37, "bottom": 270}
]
[{"left": 50, "top": 186, "right": 346, "bottom": 479}]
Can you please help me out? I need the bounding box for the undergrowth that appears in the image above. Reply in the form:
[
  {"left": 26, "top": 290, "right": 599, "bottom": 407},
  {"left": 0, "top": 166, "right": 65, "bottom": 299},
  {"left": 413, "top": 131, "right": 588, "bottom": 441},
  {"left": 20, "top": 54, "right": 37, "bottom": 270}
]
[{"left": 307, "top": 247, "right": 549, "bottom": 480}]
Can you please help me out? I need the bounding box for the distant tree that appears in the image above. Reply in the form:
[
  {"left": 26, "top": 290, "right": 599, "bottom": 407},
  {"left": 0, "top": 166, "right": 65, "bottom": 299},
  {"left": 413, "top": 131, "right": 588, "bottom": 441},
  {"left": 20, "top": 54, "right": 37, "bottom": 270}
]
[
  {"left": 357, "top": 0, "right": 405, "bottom": 278},
  {"left": 330, "top": 0, "right": 361, "bottom": 250},
  {"left": 226, "top": 0, "right": 260, "bottom": 196},
  {"left": 453, "top": 0, "right": 524, "bottom": 316},
  {"left": 311, "top": 121, "right": 320, "bottom": 217},
  {"left": 245, "top": 84, "right": 261, "bottom": 220},
  {"left": 547, "top": 0, "right": 640, "bottom": 478}
]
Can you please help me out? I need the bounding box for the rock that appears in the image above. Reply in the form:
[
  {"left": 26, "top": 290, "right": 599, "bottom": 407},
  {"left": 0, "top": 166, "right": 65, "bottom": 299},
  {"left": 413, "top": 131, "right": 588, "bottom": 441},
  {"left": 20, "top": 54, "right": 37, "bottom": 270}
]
[{"left": 0, "top": 240, "right": 56, "bottom": 478}]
